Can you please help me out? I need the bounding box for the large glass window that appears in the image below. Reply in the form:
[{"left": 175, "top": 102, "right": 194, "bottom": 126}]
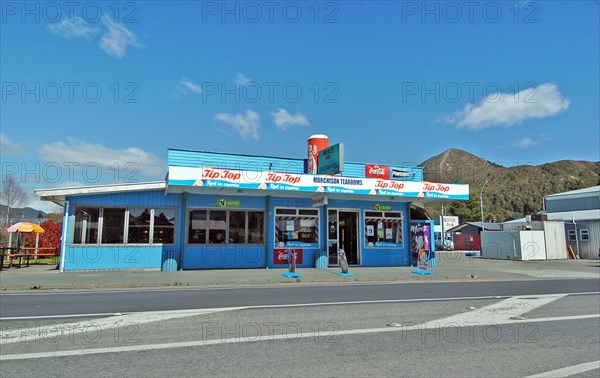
[
  {"left": 275, "top": 208, "right": 319, "bottom": 246},
  {"left": 154, "top": 208, "right": 176, "bottom": 244},
  {"left": 248, "top": 212, "right": 264, "bottom": 243},
  {"left": 128, "top": 207, "right": 151, "bottom": 244},
  {"left": 189, "top": 210, "right": 207, "bottom": 244},
  {"left": 102, "top": 208, "right": 126, "bottom": 244},
  {"left": 188, "top": 209, "right": 265, "bottom": 245},
  {"left": 73, "top": 207, "right": 99, "bottom": 244},
  {"left": 228, "top": 211, "right": 246, "bottom": 244},
  {"left": 208, "top": 210, "right": 227, "bottom": 244},
  {"left": 72, "top": 206, "right": 176, "bottom": 245},
  {"left": 364, "top": 210, "right": 403, "bottom": 248}
]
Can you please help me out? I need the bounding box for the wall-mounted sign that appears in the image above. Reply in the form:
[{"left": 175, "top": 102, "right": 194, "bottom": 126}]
[
  {"left": 274, "top": 248, "right": 303, "bottom": 265},
  {"left": 311, "top": 195, "right": 328, "bottom": 207},
  {"left": 391, "top": 169, "right": 411, "bottom": 178},
  {"left": 318, "top": 143, "right": 344, "bottom": 175},
  {"left": 365, "top": 164, "right": 390, "bottom": 179},
  {"left": 168, "top": 166, "right": 470, "bottom": 200},
  {"left": 216, "top": 199, "right": 240, "bottom": 208},
  {"left": 373, "top": 204, "right": 392, "bottom": 211}
]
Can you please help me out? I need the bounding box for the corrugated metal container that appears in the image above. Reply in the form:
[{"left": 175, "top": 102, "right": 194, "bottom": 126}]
[
  {"left": 546, "top": 196, "right": 600, "bottom": 212},
  {"left": 543, "top": 221, "right": 567, "bottom": 259},
  {"left": 566, "top": 220, "right": 600, "bottom": 259}
]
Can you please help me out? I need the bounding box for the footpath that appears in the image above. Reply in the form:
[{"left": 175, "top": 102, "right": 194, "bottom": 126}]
[{"left": 0, "top": 252, "right": 599, "bottom": 291}]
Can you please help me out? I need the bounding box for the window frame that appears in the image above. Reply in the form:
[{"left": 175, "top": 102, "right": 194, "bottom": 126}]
[
  {"left": 274, "top": 207, "right": 320, "bottom": 247},
  {"left": 71, "top": 205, "right": 177, "bottom": 246},
  {"left": 186, "top": 208, "right": 265, "bottom": 246},
  {"left": 363, "top": 209, "right": 404, "bottom": 249}
]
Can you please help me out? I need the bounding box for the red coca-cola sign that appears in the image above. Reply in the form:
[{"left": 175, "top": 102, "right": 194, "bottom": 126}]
[
  {"left": 273, "top": 249, "right": 303, "bottom": 264},
  {"left": 365, "top": 164, "right": 390, "bottom": 179}
]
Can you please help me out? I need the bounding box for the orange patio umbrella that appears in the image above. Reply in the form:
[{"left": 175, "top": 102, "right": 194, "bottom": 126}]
[{"left": 7, "top": 222, "right": 45, "bottom": 233}]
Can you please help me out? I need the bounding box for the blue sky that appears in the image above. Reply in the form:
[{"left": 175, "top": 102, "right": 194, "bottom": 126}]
[{"left": 1, "top": 1, "right": 599, "bottom": 212}]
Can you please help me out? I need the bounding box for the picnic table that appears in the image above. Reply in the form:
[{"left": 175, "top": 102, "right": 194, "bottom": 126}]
[{"left": 0, "top": 246, "right": 60, "bottom": 270}]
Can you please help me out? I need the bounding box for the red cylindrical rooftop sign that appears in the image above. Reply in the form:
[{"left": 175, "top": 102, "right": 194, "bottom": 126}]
[{"left": 307, "top": 134, "right": 329, "bottom": 174}]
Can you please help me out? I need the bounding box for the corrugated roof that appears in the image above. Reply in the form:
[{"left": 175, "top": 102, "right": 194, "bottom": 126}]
[{"left": 545, "top": 185, "right": 600, "bottom": 199}]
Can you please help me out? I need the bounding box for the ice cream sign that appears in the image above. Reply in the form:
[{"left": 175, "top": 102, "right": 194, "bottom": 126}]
[{"left": 168, "top": 166, "right": 469, "bottom": 200}]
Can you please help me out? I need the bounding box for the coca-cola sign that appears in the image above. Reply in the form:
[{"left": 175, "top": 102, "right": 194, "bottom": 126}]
[
  {"left": 365, "top": 164, "right": 390, "bottom": 179},
  {"left": 273, "top": 248, "right": 303, "bottom": 264}
]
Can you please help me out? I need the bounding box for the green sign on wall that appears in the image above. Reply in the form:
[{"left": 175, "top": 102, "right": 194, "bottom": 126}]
[
  {"left": 373, "top": 204, "right": 392, "bottom": 211},
  {"left": 318, "top": 143, "right": 344, "bottom": 175},
  {"left": 217, "top": 199, "right": 241, "bottom": 208}
]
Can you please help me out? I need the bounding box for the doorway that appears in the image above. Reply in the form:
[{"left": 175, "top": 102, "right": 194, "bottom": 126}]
[{"left": 328, "top": 209, "right": 359, "bottom": 265}]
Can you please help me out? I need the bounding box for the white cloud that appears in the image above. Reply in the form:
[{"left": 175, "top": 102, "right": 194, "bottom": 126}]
[
  {"left": 99, "top": 16, "right": 140, "bottom": 59},
  {"left": 444, "top": 83, "right": 570, "bottom": 131},
  {"left": 176, "top": 78, "right": 202, "bottom": 95},
  {"left": 215, "top": 110, "right": 261, "bottom": 140},
  {"left": 0, "top": 133, "right": 24, "bottom": 155},
  {"left": 511, "top": 137, "right": 538, "bottom": 149},
  {"left": 234, "top": 73, "right": 251, "bottom": 86},
  {"left": 47, "top": 17, "right": 99, "bottom": 39},
  {"left": 270, "top": 108, "right": 310, "bottom": 131},
  {"left": 28, "top": 194, "right": 65, "bottom": 214},
  {"left": 36, "top": 139, "right": 165, "bottom": 180}
]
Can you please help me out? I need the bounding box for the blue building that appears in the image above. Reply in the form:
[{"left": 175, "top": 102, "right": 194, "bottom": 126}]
[{"left": 35, "top": 136, "right": 469, "bottom": 271}]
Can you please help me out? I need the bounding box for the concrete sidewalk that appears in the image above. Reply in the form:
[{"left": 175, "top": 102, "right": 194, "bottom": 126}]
[{"left": 1, "top": 253, "right": 599, "bottom": 291}]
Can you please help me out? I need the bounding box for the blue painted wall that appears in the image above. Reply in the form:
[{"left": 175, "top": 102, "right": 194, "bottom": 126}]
[
  {"left": 62, "top": 189, "right": 412, "bottom": 270},
  {"left": 183, "top": 194, "right": 267, "bottom": 269},
  {"left": 326, "top": 198, "right": 411, "bottom": 267},
  {"left": 64, "top": 190, "right": 181, "bottom": 271}
]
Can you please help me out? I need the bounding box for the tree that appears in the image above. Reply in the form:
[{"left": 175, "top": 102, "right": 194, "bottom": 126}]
[
  {"left": 1, "top": 175, "right": 28, "bottom": 224},
  {"left": 22, "top": 220, "right": 62, "bottom": 248}
]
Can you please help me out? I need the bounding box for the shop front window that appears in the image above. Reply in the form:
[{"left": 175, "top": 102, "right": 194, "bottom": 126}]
[
  {"left": 102, "top": 208, "right": 126, "bottom": 244},
  {"left": 208, "top": 211, "right": 227, "bottom": 244},
  {"left": 189, "top": 210, "right": 207, "bottom": 244},
  {"left": 228, "top": 211, "right": 246, "bottom": 244},
  {"left": 154, "top": 208, "right": 176, "bottom": 244},
  {"left": 275, "top": 208, "right": 319, "bottom": 247},
  {"left": 364, "top": 210, "right": 403, "bottom": 248},
  {"left": 248, "top": 212, "right": 264, "bottom": 244},
  {"left": 73, "top": 207, "right": 99, "bottom": 244},
  {"left": 188, "top": 209, "right": 265, "bottom": 245},
  {"left": 128, "top": 207, "right": 151, "bottom": 244}
]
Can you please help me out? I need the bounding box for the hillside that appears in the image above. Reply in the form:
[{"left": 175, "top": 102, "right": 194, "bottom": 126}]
[
  {"left": 0, "top": 205, "right": 46, "bottom": 223},
  {"left": 421, "top": 149, "right": 600, "bottom": 222}
]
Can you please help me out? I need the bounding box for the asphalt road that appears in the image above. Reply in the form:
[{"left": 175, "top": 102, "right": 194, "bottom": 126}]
[
  {"left": 1, "top": 278, "right": 599, "bottom": 318},
  {"left": 1, "top": 279, "right": 599, "bottom": 377}
]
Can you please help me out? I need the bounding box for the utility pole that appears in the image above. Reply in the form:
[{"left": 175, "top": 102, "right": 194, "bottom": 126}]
[
  {"left": 441, "top": 203, "right": 445, "bottom": 246},
  {"left": 480, "top": 180, "right": 489, "bottom": 231}
]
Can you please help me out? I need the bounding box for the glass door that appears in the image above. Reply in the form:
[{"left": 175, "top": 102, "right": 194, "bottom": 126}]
[
  {"left": 328, "top": 209, "right": 360, "bottom": 265},
  {"left": 328, "top": 209, "right": 338, "bottom": 265}
]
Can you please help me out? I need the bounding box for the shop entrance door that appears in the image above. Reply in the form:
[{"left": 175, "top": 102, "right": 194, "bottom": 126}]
[{"left": 328, "top": 210, "right": 359, "bottom": 265}]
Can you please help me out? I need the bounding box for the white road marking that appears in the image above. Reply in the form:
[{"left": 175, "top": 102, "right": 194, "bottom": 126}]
[
  {"left": 417, "top": 294, "right": 568, "bottom": 329},
  {"left": 523, "top": 360, "right": 600, "bottom": 377},
  {"left": 0, "top": 307, "right": 244, "bottom": 345},
  {"left": 1, "top": 294, "right": 598, "bottom": 361},
  {"left": 1, "top": 313, "right": 124, "bottom": 321}
]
